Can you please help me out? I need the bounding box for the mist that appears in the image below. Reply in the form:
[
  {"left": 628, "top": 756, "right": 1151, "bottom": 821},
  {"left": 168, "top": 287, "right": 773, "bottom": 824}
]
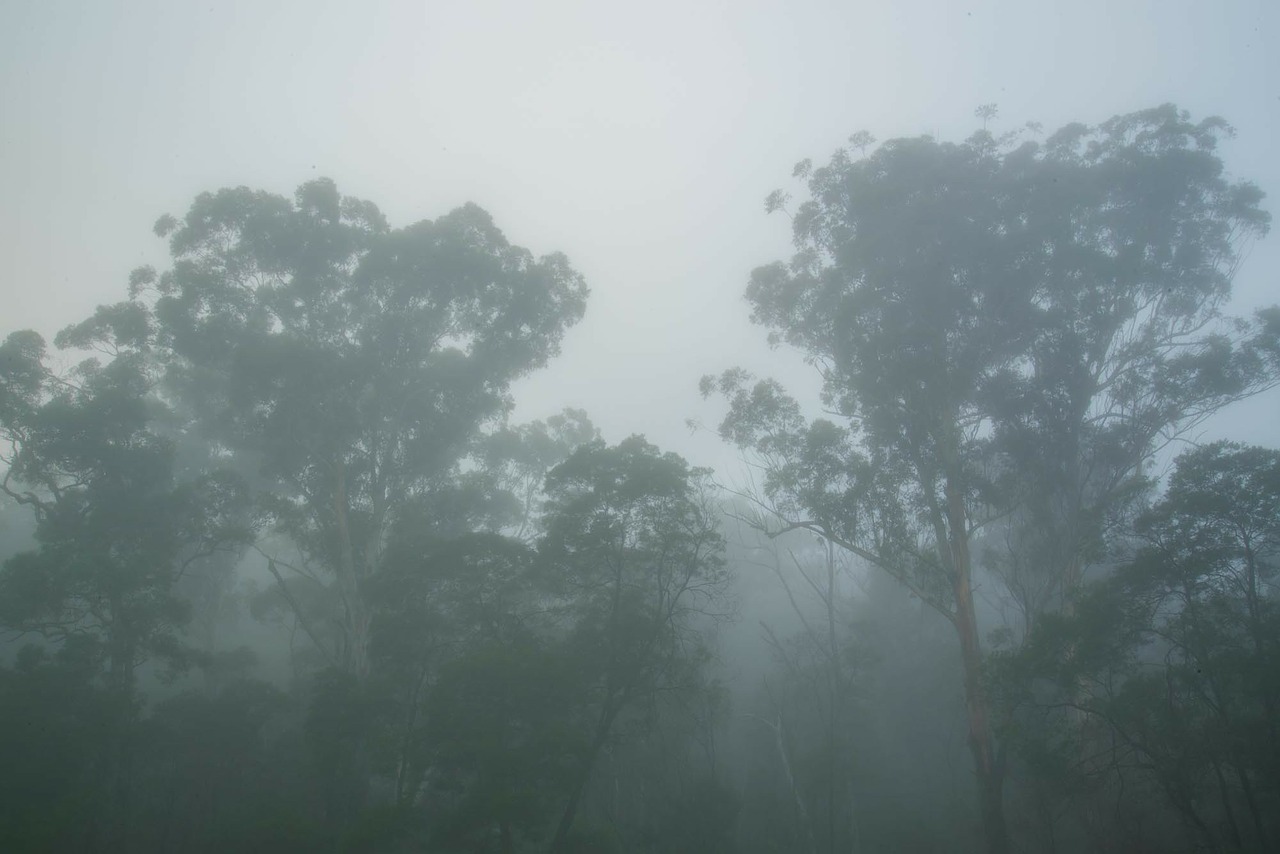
[{"left": 3, "top": 2, "right": 1279, "bottom": 852}]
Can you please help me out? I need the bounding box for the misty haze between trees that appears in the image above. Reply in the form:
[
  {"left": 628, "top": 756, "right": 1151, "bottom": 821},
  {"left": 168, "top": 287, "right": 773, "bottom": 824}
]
[{"left": 2, "top": 105, "right": 1278, "bottom": 854}]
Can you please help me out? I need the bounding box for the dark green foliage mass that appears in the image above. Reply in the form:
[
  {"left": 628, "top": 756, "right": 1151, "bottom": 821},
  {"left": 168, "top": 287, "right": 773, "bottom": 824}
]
[{"left": 994, "top": 442, "right": 1280, "bottom": 852}]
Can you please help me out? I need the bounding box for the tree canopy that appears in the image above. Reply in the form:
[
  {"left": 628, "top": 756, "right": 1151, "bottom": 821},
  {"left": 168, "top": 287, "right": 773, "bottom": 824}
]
[
  {"left": 84, "top": 178, "right": 591, "bottom": 679},
  {"left": 704, "top": 105, "right": 1278, "bottom": 854},
  {"left": 1, "top": 106, "right": 1277, "bottom": 854}
]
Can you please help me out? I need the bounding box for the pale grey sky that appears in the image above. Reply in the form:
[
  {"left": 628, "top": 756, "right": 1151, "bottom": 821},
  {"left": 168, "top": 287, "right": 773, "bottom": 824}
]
[{"left": 3, "top": 0, "right": 1277, "bottom": 472}]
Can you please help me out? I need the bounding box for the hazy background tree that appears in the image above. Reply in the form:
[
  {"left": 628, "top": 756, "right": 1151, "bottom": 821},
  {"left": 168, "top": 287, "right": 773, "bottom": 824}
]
[
  {"left": 0, "top": 324, "right": 252, "bottom": 850},
  {"left": 995, "top": 442, "right": 1280, "bottom": 853}
]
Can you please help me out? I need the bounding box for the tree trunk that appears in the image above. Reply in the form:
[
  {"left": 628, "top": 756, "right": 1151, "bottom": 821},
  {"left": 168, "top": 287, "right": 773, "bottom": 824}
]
[
  {"left": 547, "top": 703, "right": 618, "bottom": 853},
  {"left": 333, "top": 460, "right": 371, "bottom": 682},
  {"left": 946, "top": 476, "right": 1010, "bottom": 854},
  {"left": 825, "top": 540, "right": 844, "bottom": 854},
  {"left": 770, "top": 712, "right": 818, "bottom": 854}
]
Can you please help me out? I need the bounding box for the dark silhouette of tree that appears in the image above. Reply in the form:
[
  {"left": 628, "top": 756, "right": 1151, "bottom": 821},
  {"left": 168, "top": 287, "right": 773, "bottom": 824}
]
[{"left": 540, "top": 437, "right": 729, "bottom": 852}]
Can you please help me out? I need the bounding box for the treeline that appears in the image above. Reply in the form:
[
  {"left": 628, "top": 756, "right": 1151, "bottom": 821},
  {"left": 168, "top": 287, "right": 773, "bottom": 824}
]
[{"left": 1, "top": 104, "right": 1277, "bottom": 853}]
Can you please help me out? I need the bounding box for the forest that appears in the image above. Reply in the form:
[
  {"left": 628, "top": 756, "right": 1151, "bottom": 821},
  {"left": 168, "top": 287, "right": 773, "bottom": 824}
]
[{"left": 1, "top": 105, "right": 1278, "bottom": 854}]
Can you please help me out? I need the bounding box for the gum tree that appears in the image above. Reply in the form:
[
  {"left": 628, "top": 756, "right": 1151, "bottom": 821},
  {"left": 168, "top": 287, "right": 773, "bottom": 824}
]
[
  {"left": 115, "top": 178, "right": 588, "bottom": 680},
  {"left": 704, "top": 105, "right": 1276, "bottom": 854}
]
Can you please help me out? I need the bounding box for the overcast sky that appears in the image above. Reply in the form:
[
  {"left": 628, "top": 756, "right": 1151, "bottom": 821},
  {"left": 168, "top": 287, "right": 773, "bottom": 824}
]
[{"left": 3, "top": 0, "right": 1277, "bottom": 475}]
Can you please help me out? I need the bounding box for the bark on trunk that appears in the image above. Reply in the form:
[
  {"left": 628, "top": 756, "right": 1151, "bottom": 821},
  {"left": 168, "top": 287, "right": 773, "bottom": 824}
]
[{"left": 946, "top": 475, "right": 1010, "bottom": 854}]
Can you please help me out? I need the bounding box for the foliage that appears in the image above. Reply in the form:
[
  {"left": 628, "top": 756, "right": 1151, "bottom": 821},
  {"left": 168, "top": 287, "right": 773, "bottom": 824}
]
[
  {"left": 1, "top": 105, "right": 1276, "bottom": 854},
  {"left": 995, "top": 442, "right": 1280, "bottom": 852},
  {"left": 0, "top": 645, "right": 109, "bottom": 852},
  {"left": 539, "top": 436, "right": 730, "bottom": 850},
  {"left": 479, "top": 407, "right": 601, "bottom": 542},
  {"left": 703, "top": 105, "right": 1277, "bottom": 854},
  {"left": 116, "top": 178, "right": 587, "bottom": 678},
  {"left": 0, "top": 329, "right": 251, "bottom": 690},
  {"left": 422, "top": 643, "right": 584, "bottom": 850}
]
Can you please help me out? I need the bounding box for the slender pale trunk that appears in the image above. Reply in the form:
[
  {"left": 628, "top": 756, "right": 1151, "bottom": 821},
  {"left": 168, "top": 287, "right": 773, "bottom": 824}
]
[
  {"left": 825, "top": 541, "right": 844, "bottom": 854},
  {"left": 945, "top": 474, "right": 1010, "bottom": 854},
  {"left": 771, "top": 712, "right": 818, "bottom": 854}
]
